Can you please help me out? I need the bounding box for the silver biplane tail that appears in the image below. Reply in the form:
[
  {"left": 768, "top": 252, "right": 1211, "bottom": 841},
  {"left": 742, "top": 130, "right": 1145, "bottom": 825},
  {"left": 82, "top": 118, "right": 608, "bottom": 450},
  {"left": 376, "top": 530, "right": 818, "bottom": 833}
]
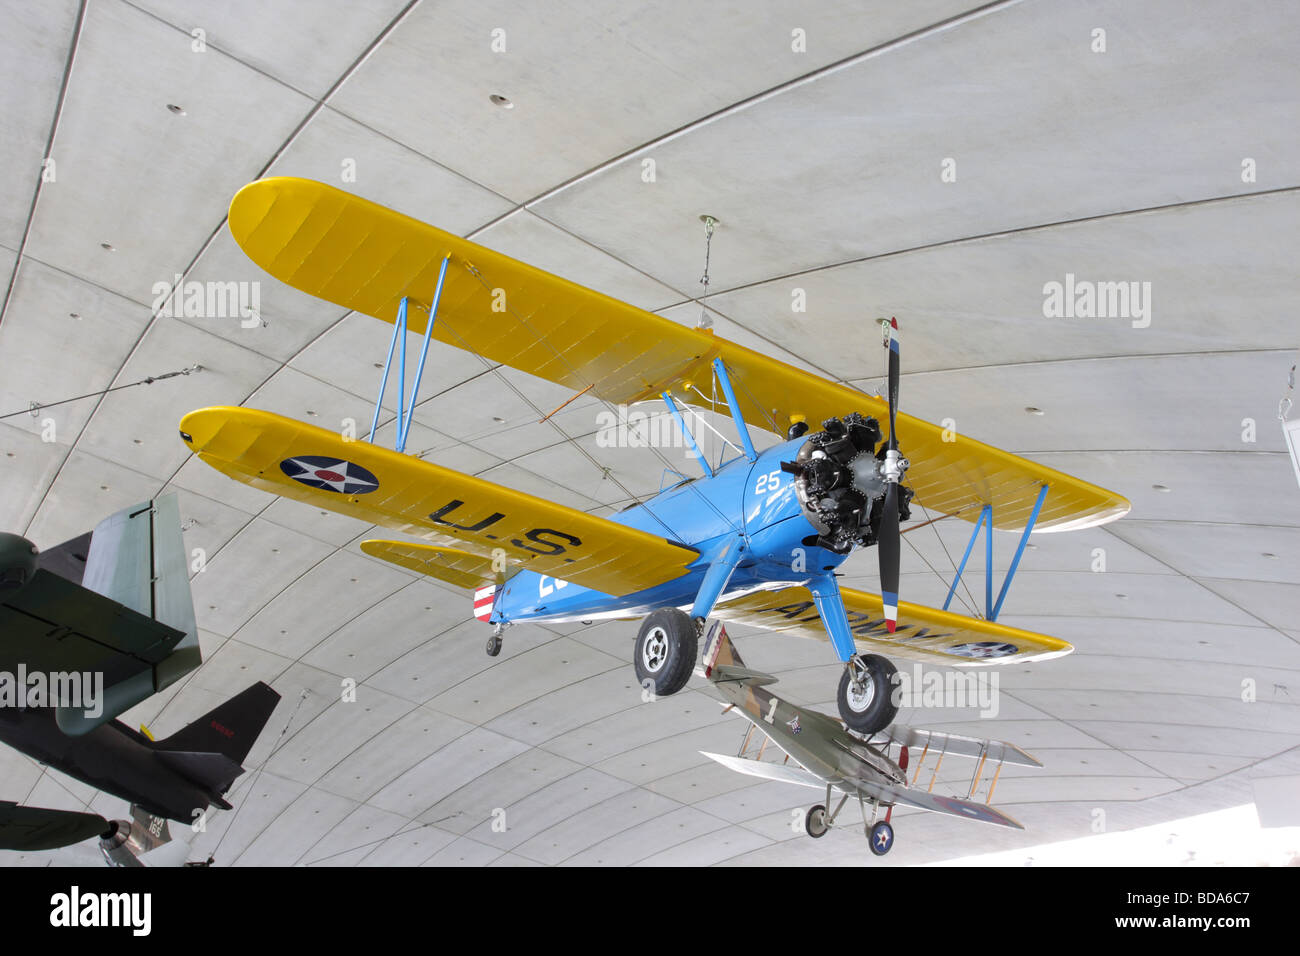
[{"left": 701, "top": 621, "right": 777, "bottom": 686}]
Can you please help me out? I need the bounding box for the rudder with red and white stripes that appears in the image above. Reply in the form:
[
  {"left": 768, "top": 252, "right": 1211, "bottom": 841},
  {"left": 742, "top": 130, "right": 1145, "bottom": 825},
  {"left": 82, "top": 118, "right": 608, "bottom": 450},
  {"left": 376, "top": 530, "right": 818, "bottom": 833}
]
[{"left": 473, "top": 585, "right": 497, "bottom": 622}]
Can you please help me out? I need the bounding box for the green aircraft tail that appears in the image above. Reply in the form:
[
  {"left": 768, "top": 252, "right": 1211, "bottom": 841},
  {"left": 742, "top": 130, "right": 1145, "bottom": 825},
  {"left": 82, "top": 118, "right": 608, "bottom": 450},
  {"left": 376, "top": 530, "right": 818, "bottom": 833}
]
[{"left": 50, "top": 495, "right": 201, "bottom": 735}]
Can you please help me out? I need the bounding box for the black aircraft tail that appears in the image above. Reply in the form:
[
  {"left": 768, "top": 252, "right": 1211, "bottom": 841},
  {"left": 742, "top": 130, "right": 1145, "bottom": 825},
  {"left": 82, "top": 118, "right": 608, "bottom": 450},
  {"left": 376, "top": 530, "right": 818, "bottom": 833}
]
[{"left": 152, "top": 682, "right": 281, "bottom": 795}]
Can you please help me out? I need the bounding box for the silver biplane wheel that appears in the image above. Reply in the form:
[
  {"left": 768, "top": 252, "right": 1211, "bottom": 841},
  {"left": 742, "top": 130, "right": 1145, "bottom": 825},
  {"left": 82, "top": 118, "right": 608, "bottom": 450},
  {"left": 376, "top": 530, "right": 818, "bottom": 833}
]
[
  {"left": 633, "top": 608, "right": 697, "bottom": 697},
  {"left": 805, "top": 805, "right": 829, "bottom": 839},
  {"left": 869, "top": 820, "right": 894, "bottom": 856},
  {"left": 836, "top": 654, "right": 899, "bottom": 734}
]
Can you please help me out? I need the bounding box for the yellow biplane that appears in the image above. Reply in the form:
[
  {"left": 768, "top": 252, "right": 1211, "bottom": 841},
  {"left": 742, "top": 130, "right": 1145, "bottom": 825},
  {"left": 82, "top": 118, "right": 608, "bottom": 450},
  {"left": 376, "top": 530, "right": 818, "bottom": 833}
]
[{"left": 180, "top": 178, "right": 1128, "bottom": 732}]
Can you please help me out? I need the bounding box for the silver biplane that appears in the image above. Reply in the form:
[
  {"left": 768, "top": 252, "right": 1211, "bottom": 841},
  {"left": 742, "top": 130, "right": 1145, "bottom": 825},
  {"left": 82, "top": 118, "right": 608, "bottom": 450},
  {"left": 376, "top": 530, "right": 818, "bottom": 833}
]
[{"left": 699, "top": 623, "right": 1041, "bottom": 855}]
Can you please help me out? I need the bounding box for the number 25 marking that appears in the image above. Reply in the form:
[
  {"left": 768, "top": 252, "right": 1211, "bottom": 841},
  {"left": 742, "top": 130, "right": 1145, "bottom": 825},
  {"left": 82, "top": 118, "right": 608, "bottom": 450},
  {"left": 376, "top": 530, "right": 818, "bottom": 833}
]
[{"left": 755, "top": 470, "right": 781, "bottom": 494}]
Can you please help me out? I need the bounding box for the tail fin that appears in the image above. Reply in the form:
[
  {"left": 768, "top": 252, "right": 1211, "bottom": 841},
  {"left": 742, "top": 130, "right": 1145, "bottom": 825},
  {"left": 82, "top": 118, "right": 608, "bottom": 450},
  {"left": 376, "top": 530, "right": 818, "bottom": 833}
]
[
  {"left": 81, "top": 494, "right": 200, "bottom": 691},
  {"left": 154, "top": 682, "right": 281, "bottom": 767},
  {"left": 473, "top": 584, "right": 497, "bottom": 622},
  {"left": 54, "top": 495, "right": 201, "bottom": 736},
  {"left": 702, "top": 621, "right": 778, "bottom": 686},
  {"left": 702, "top": 620, "right": 745, "bottom": 677},
  {"left": 82, "top": 496, "right": 196, "bottom": 646}
]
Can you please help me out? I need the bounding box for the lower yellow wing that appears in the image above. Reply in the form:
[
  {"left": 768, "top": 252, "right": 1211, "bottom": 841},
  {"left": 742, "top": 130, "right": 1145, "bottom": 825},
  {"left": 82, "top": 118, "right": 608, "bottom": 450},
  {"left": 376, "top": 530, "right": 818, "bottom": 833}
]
[
  {"left": 180, "top": 407, "right": 697, "bottom": 596},
  {"left": 360, "top": 541, "right": 501, "bottom": 590},
  {"left": 714, "top": 586, "right": 1071, "bottom": 666}
]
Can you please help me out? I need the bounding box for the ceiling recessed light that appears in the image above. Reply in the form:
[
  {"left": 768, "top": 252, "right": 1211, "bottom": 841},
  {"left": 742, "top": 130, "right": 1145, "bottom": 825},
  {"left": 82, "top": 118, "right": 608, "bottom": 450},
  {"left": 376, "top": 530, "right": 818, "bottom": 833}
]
[
  {"left": 489, "top": 94, "right": 514, "bottom": 109},
  {"left": 492, "top": 416, "right": 505, "bottom": 423},
  {"left": 69, "top": 312, "right": 80, "bottom": 320},
  {"left": 1152, "top": 484, "right": 1171, "bottom": 492},
  {"left": 1262, "top": 552, "right": 1277, "bottom": 559},
  {"left": 1024, "top": 406, "right": 1044, "bottom": 415},
  {"left": 100, "top": 242, "right": 115, "bottom": 252},
  {"left": 166, "top": 104, "right": 186, "bottom": 115},
  {"left": 1115, "top": 593, "right": 1128, "bottom": 599}
]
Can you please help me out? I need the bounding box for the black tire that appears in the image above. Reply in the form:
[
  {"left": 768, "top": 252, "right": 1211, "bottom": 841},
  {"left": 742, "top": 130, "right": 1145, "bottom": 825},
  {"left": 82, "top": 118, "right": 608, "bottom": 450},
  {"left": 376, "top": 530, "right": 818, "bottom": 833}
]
[
  {"left": 805, "top": 805, "right": 829, "bottom": 838},
  {"left": 485, "top": 634, "right": 502, "bottom": 657},
  {"left": 633, "top": 608, "right": 697, "bottom": 697},
  {"left": 837, "top": 654, "right": 899, "bottom": 733},
  {"left": 869, "top": 820, "right": 894, "bottom": 856}
]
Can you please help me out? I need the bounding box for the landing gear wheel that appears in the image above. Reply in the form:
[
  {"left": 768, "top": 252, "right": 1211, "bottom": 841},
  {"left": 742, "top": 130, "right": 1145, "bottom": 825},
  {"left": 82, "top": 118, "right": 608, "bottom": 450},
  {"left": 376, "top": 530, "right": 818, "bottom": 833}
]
[
  {"left": 805, "top": 805, "right": 829, "bottom": 839},
  {"left": 837, "top": 654, "right": 899, "bottom": 734},
  {"left": 869, "top": 820, "right": 894, "bottom": 856},
  {"left": 485, "top": 634, "right": 502, "bottom": 657},
  {"left": 633, "top": 608, "right": 698, "bottom": 697}
]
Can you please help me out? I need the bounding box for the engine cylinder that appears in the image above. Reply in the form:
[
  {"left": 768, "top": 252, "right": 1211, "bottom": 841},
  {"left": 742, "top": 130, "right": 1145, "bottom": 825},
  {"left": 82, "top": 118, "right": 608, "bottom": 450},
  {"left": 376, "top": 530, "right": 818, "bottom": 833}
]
[{"left": 783, "top": 413, "right": 911, "bottom": 553}]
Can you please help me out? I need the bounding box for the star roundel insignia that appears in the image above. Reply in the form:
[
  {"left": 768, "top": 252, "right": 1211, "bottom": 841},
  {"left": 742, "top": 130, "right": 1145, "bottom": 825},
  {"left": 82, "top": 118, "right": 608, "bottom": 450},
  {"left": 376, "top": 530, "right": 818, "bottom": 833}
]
[
  {"left": 934, "top": 796, "right": 982, "bottom": 818},
  {"left": 280, "top": 455, "right": 379, "bottom": 495},
  {"left": 873, "top": 824, "right": 893, "bottom": 849}
]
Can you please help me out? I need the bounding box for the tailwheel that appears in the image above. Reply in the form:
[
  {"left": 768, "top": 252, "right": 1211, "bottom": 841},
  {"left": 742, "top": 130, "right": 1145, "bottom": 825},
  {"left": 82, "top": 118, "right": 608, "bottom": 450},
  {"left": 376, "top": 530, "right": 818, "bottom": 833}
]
[
  {"left": 837, "top": 654, "right": 899, "bottom": 733},
  {"left": 486, "top": 624, "right": 503, "bottom": 657},
  {"left": 633, "top": 608, "right": 698, "bottom": 697},
  {"left": 869, "top": 820, "right": 894, "bottom": 856},
  {"left": 805, "top": 805, "right": 829, "bottom": 839}
]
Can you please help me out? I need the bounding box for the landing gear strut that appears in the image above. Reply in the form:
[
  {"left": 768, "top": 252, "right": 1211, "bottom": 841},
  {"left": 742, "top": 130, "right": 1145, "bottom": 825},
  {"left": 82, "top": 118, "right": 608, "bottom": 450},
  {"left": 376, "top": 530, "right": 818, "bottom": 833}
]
[
  {"left": 802, "top": 784, "right": 896, "bottom": 854},
  {"left": 633, "top": 608, "right": 698, "bottom": 697},
  {"left": 836, "top": 653, "right": 899, "bottom": 734}
]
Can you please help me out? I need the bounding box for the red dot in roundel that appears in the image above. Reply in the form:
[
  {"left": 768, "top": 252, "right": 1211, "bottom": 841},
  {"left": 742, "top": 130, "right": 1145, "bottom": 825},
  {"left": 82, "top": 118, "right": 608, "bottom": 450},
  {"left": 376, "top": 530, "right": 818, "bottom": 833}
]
[{"left": 315, "top": 469, "right": 345, "bottom": 482}]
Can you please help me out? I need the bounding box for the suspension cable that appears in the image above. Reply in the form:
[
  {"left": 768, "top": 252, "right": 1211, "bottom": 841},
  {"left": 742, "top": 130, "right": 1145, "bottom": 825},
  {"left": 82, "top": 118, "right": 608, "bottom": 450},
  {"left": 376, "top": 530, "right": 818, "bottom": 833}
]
[{"left": 0, "top": 365, "right": 202, "bottom": 421}]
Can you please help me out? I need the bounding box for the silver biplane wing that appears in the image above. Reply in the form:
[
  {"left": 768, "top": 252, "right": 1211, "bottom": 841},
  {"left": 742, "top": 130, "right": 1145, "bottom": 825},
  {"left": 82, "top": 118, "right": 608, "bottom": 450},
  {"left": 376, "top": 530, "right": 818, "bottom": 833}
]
[
  {"left": 700, "top": 751, "right": 827, "bottom": 790},
  {"left": 882, "top": 725, "right": 1042, "bottom": 769}
]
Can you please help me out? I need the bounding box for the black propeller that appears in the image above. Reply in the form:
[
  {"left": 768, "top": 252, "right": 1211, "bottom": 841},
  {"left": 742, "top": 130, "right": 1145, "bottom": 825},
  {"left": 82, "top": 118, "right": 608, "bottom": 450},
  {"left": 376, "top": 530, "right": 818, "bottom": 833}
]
[{"left": 878, "top": 317, "right": 905, "bottom": 633}]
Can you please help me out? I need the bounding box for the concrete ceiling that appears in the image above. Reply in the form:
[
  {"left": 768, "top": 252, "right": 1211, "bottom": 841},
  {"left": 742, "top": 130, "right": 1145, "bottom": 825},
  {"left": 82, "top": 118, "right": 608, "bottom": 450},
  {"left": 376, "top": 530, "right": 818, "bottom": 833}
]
[{"left": 1, "top": 0, "right": 1297, "bottom": 866}]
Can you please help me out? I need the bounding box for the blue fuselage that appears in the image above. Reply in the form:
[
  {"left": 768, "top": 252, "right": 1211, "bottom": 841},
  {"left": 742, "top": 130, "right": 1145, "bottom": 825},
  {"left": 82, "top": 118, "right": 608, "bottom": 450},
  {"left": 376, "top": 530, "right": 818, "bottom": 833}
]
[{"left": 494, "top": 437, "right": 850, "bottom": 624}]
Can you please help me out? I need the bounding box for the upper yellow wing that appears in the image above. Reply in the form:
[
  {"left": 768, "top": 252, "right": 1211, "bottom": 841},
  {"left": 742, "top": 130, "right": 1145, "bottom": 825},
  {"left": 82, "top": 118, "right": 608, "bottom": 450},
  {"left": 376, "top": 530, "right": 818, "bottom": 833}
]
[
  {"left": 713, "top": 585, "right": 1071, "bottom": 667},
  {"left": 229, "top": 177, "right": 1129, "bottom": 532},
  {"left": 179, "top": 407, "right": 697, "bottom": 596}
]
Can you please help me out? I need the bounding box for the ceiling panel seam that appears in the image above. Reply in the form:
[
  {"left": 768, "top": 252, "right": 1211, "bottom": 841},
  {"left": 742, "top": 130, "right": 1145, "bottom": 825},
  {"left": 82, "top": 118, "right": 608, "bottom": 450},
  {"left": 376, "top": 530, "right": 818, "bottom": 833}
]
[
  {"left": 468, "top": 0, "right": 1025, "bottom": 234},
  {"left": 963, "top": 687, "right": 1180, "bottom": 782},
  {"left": 0, "top": 0, "right": 86, "bottom": 332},
  {"left": 1102, "top": 524, "right": 1300, "bottom": 647},
  {"left": 663, "top": 185, "right": 1300, "bottom": 306},
  {"left": 23, "top": 0, "right": 429, "bottom": 534}
]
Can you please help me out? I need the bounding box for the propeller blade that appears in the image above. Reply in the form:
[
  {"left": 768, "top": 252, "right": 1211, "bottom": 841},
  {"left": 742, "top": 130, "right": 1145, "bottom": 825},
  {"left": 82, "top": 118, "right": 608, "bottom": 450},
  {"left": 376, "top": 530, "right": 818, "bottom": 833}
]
[
  {"left": 880, "top": 316, "right": 901, "bottom": 633},
  {"left": 879, "top": 482, "right": 900, "bottom": 632},
  {"left": 885, "top": 316, "right": 900, "bottom": 450}
]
